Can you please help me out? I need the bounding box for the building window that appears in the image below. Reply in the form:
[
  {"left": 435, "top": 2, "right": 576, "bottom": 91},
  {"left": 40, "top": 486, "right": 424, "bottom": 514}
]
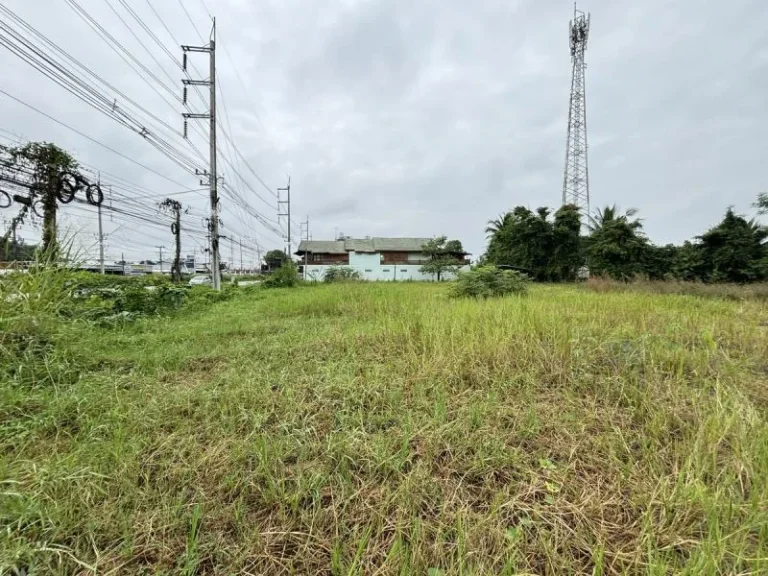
[
  {"left": 382, "top": 269, "right": 390, "bottom": 272},
  {"left": 365, "top": 269, "right": 372, "bottom": 272},
  {"left": 401, "top": 269, "right": 407, "bottom": 273}
]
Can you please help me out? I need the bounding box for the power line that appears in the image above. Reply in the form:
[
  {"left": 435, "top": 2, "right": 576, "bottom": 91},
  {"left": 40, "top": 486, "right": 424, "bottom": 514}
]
[
  {"left": 178, "top": 0, "right": 205, "bottom": 42},
  {"left": 63, "top": 0, "right": 180, "bottom": 104},
  {"left": 0, "top": 9, "right": 207, "bottom": 175},
  {"left": 0, "top": 89, "right": 192, "bottom": 188},
  {"left": 0, "top": 2, "right": 206, "bottom": 160}
]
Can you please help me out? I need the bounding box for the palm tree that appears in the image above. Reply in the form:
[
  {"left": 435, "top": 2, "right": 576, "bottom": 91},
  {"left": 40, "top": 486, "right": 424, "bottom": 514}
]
[
  {"left": 485, "top": 212, "right": 513, "bottom": 238},
  {"left": 754, "top": 192, "right": 768, "bottom": 215},
  {"left": 588, "top": 204, "right": 641, "bottom": 233}
]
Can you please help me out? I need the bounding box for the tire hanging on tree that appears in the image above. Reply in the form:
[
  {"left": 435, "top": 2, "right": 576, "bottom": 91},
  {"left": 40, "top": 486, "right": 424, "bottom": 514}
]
[
  {"left": 56, "top": 171, "right": 83, "bottom": 204},
  {"left": 85, "top": 183, "right": 104, "bottom": 206},
  {"left": 0, "top": 190, "right": 12, "bottom": 209}
]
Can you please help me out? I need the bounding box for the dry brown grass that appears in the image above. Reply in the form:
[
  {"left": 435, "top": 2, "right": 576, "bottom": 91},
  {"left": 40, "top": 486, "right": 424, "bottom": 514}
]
[{"left": 585, "top": 276, "right": 768, "bottom": 300}]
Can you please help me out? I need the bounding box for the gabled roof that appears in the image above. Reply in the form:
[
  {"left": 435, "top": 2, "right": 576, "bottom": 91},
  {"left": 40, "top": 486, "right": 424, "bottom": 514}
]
[
  {"left": 295, "top": 240, "right": 346, "bottom": 254},
  {"left": 296, "top": 237, "right": 465, "bottom": 255},
  {"left": 372, "top": 238, "right": 434, "bottom": 251}
]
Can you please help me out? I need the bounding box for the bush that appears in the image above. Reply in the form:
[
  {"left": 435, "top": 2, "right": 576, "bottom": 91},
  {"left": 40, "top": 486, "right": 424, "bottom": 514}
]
[
  {"left": 262, "top": 261, "right": 299, "bottom": 288},
  {"left": 449, "top": 265, "right": 529, "bottom": 298},
  {"left": 323, "top": 266, "right": 361, "bottom": 283}
]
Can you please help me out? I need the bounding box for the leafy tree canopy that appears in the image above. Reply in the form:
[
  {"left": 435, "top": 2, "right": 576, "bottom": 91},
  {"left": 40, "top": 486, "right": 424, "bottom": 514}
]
[
  {"left": 482, "top": 194, "right": 768, "bottom": 284},
  {"left": 264, "top": 249, "right": 289, "bottom": 270},
  {"left": 420, "top": 236, "right": 465, "bottom": 281}
]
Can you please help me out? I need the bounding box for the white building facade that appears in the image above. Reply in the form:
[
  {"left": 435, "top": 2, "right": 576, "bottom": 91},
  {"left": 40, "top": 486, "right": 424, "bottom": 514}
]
[{"left": 296, "top": 237, "right": 470, "bottom": 282}]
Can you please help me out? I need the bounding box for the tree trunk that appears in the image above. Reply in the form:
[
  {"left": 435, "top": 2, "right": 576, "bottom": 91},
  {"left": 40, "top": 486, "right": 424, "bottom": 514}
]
[
  {"left": 173, "top": 209, "right": 182, "bottom": 282},
  {"left": 41, "top": 164, "right": 58, "bottom": 257}
]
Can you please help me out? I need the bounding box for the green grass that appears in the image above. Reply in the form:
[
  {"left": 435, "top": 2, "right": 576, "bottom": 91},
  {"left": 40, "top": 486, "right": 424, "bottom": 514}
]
[{"left": 2, "top": 283, "right": 768, "bottom": 574}]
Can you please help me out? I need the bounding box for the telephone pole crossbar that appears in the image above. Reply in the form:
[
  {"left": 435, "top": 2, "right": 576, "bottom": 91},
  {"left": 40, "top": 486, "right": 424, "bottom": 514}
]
[{"left": 181, "top": 19, "right": 221, "bottom": 290}]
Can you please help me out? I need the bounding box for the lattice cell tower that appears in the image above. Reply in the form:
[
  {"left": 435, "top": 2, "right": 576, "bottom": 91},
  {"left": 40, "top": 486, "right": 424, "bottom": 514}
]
[{"left": 562, "top": 4, "right": 591, "bottom": 216}]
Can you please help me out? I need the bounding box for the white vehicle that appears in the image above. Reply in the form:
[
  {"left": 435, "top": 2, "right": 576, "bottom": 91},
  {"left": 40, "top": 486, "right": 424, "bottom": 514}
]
[{"left": 188, "top": 275, "right": 212, "bottom": 287}]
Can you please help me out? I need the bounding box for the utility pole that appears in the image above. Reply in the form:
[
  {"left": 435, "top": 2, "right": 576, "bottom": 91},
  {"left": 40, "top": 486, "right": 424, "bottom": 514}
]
[
  {"left": 121, "top": 252, "right": 125, "bottom": 276},
  {"left": 97, "top": 194, "right": 105, "bottom": 275},
  {"left": 157, "top": 246, "right": 165, "bottom": 274},
  {"left": 239, "top": 239, "right": 243, "bottom": 274},
  {"left": 229, "top": 238, "right": 234, "bottom": 276},
  {"left": 182, "top": 19, "right": 221, "bottom": 290},
  {"left": 159, "top": 198, "right": 182, "bottom": 282},
  {"left": 300, "top": 216, "right": 310, "bottom": 280},
  {"left": 278, "top": 177, "right": 291, "bottom": 256}
]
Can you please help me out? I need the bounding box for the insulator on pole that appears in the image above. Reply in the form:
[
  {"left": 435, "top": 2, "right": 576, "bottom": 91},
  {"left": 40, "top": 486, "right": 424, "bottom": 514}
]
[
  {"left": 183, "top": 87, "right": 187, "bottom": 104},
  {"left": 183, "top": 120, "right": 188, "bottom": 139},
  {"left": 183, "top": 53, "right": 187, "bottom": 71}
]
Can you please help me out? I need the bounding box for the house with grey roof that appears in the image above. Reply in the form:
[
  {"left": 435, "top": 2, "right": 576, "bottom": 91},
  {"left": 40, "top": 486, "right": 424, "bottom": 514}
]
[{"left": 295, "top": 237, "right": 470, "bottom": 281}]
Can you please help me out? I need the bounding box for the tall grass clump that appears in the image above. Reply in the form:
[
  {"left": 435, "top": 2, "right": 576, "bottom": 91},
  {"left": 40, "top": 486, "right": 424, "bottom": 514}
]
[
  {"left": 0, "top": 250, "right": 79, "bottom": 385},
  {"left": 449, "top": 265, "right": 529, "bottom": 298},
  {"left": 323, "top": 266, "right": 361, "bottom": 283}
]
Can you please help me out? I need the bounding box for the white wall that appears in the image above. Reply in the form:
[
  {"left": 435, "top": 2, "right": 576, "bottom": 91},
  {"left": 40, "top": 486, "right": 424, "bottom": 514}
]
[
  {"left": 348, "top": 251, "right": 381, "bottom": 268},
  {"left": 304, "top": 262, "right": 469, "bottom": 282}
]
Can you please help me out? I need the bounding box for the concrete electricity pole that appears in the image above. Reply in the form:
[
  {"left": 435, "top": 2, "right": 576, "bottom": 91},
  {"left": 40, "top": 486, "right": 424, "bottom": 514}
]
[
  {"left": 157, "top": 246, "right": 165, "bottom": 274},
  {"left": 239, "top": 239, "right": 243, "bottom": 274},
  {"left": 229, "top": 238, "right": 234, "bottom": 276},
  {"left": 300, "top": 216, "right": 310, "bottom": 280},
  {"left": 278, "top": 177, "right": 291, "bottom": 256},
  {"left": 97, "top": 193, "right": 105, "bottom": 275},
  {"left": 182, "top": 19, "right": 221, "bottom": 290}
]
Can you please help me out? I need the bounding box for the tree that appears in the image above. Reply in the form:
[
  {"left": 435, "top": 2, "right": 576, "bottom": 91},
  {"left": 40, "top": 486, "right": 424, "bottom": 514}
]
[
  {"left": 420, "top": 236, "right": 464, "bottom": 281},
  {"left": 485, "top": 213, "right": 514, "bottom": 238},
  {"left": 444, "top": 239, "right": 464, "bottom": 254},
  {"left": 550, "top": 204, "right": 584, "bottom": 281},
  {"left": 671, "top": 241, "right": 705, "bottom": 281},
  {"left": 697, "top": 208, "right": 768, "bottom": 282},
  {"left": 0, "top": 239, "right": 36, "bottom": 262},
  {"left": 265, "top": 249, "right": 289, "bottom": 271},
  {"left": 587, "top": 205, "right": 642, "bottom": 234},
  {"left": 4, "top": 142, "right": 78, "bottom": 256},
  {"left": 755, "top": 193, "right": 768, "bottom": 215},
  {"left": 642, "top": 244, "right": 678, "bottom": 280},
  {"left": 586, "top": 205, "right": 649, "bottom": 280},
  {"left": 484, "top": 206, "right": 559, "bottom": 281}
]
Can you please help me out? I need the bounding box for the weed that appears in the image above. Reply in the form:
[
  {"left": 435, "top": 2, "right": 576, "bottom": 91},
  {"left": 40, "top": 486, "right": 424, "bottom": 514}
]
[
  {"left": 1, "top": 282, "right": 767, "bottom": 574},
  {"left": 449, "top": 265, "right": 529, "bottom": 298},
  {"left": 262, "top": 261, "right": 299, "bottom": 288},
  {"left": 323, "top": 266, "right": 361, "bottom": 283}
]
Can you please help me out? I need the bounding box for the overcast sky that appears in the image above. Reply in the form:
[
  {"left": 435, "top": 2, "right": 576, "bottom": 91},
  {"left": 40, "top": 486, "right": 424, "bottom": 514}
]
[{"left": 1, "top": 0, "right": 767, "bottom": 263}]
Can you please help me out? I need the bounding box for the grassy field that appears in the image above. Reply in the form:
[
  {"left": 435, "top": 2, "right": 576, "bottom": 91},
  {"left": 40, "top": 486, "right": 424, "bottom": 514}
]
[{"left": 2, "top": 282, "right": 768, "bottom": 574}]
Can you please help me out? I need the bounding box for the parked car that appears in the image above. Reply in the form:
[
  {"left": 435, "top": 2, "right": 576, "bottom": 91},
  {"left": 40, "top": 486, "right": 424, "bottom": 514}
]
[{"left": 188, "top": 275, "right": 212, "bottom": 287}]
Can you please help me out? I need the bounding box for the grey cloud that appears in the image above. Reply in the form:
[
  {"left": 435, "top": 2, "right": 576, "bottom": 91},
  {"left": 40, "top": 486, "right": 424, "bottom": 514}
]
[{"left": 1, "top": 0, "right": 767, "bottom": 262}]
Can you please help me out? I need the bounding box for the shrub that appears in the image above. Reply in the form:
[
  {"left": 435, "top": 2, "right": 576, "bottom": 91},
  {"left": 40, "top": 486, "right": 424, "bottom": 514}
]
[
  {"left": 323, "top": 266, "right": 361, "bottom": 283},
  {"left": 262, "top": 261, "right": 299, "bottom": 288},
  {"left": 449, "top": 265, "right": 529, "bottom": 298}
]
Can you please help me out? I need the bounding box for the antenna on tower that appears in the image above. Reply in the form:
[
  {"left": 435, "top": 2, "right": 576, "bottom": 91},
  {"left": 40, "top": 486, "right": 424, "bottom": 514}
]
[{"left": 563, "top": 3, "right": 591, "bottom": 219}]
